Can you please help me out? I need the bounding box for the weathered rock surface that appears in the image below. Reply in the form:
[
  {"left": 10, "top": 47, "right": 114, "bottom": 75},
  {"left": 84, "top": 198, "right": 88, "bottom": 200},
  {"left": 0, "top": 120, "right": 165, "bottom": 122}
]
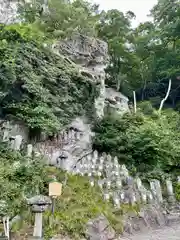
[
  {"left": 122, "top": 204, "right": 168, "bottom": 237},
  {"left": 86, "top": 215, "right": 116, "bottom": 240},
  {"left": 105, "top": 88, "right": 130, "bottom": 115},
  {"left": 55, "top": 117, "right": 93, "bottom": 171},
  {"left": 0, "top": 0, "right": 18, "bottom": 24},
  {"left": 53, "top": 34, "right": 109, "bottom": 119},
  {"left": 33, "top": 117, "right": 93, "bottom": 171},
  {"left": 53, "top": 34, "right": 108, "bottom": 79}
]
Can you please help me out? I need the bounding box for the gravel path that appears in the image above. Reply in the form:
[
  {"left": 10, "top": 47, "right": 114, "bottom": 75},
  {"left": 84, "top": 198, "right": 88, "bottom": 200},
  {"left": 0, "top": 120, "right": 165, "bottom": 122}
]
[{"left": 121, "top": 224, "right": 180, "bottom": 240}]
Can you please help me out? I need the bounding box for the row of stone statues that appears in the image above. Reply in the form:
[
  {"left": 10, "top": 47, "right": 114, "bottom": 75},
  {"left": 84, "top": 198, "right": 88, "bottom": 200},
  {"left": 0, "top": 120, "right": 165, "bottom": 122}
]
[{"left": 71, "top": 150, "right": 177, "bottom": 208}]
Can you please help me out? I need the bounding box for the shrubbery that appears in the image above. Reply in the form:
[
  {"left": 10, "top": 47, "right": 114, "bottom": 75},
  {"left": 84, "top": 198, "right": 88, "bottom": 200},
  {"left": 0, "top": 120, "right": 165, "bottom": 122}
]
[
  {"left": 93, "top": 103, "right": 180, "bottom": 174},
  {"left": 0, "top": 143, "right": 135, "bottom": 239},
  {"left": 0, "top": 142, "right": 48, "bottom": 218},
  {"left": 0, "top": 25, "right": 98, "bottom": 136}
]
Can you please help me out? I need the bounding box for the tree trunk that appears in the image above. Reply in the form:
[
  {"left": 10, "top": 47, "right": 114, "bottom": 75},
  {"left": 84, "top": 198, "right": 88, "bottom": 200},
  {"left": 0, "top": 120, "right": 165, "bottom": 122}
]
[
  {"left": 133, "top": 91, "right": 137, "bottom": 113},
  {"left": 158, "top": 79, "right": 172, "bottom": 113}
]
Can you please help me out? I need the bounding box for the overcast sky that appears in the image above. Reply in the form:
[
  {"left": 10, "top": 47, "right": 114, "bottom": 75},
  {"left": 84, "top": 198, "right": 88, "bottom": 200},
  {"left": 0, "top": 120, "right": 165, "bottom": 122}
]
[{"left": 92, "top": 0, "right": 158, "bottom": 27}]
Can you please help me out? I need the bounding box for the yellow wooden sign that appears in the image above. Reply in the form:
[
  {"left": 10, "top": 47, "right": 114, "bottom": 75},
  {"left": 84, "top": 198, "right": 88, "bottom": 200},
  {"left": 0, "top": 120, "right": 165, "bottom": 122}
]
[{"left": 49, "top": 182, "right": 62, "bottom": 197}]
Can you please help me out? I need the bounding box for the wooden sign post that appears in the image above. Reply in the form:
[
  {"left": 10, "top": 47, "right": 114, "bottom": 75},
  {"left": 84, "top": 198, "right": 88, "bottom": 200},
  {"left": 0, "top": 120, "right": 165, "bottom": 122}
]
[{"left": 49, "top": 181, "right": 62, "bottom": 215}]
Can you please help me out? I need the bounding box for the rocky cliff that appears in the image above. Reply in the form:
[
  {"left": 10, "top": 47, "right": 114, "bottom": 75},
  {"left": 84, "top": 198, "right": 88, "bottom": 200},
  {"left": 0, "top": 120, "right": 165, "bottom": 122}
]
[
  {"left": 0, "top": 0, "right": 130, "bottom": 183},
  {"left": 0, "top": 0, "right": 19, "bottom": 24},
  {"left": 53, "top": 34, "right": 130, "bottom": 118},
  {"left": 0, "top": 27, "right": 130, "bottom": 172},
  {"left": 53, "top": 34, "right": 108, "bottom": 119}
]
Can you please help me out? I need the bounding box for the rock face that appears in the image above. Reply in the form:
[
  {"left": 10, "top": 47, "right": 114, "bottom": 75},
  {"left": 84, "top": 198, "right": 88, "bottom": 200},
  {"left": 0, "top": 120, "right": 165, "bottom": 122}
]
[
  {"left": 86, "top": 215, "right": 116, "bottom": 240},
  {"left": 53, "top": 34, "right": 130, "bottom": 118},
  {"left": 122, "top": 204, "right": 168, "bottom": 237},
  {"left": 53, "top": 34, "right": 109, "bottom": 119},
  {"left": 0, "top": 120, "right": 29, "bottom": 143},
  {"left": 105, "top": 88, "right": 130, "bottom": 115},
  {"left": 0, "top": 0, "right": 19, "bottom": 24},
  {"left": 34, "top": 117, "right": 93, "bottom": 171}
]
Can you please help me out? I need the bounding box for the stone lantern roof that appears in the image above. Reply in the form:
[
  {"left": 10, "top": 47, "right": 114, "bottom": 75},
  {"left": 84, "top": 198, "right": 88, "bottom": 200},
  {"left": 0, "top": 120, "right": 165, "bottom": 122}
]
[
  {"left": 28, "top": 195, "right": 51, "bottom": 206},
  {"left": 27, "top": 195, "right": 52, "bottom": 213}
]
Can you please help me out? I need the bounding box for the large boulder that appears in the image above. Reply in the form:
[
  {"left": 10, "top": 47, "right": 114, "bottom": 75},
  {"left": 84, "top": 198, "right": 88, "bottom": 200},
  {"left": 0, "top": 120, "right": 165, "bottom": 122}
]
[
  {"left": 86, "top": 215, "right": 116, "bottom": 240},
  {"left": 105, "top": 88, "right": 130, "bottom": 115}
]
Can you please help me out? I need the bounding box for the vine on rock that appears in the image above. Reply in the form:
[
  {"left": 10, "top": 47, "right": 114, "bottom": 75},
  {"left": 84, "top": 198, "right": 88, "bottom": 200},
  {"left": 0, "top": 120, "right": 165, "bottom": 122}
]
[{"left": 0, "top": 26, "right": 98, "bottom": 136}]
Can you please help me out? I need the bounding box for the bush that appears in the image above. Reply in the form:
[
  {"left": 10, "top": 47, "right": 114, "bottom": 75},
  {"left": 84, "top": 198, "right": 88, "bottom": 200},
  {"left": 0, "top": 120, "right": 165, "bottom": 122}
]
[
  {"left": 0, "top": 143, "right": 137, "bottom": 239},
  {"left": 1, "top": 23, "right": 47, "bottom": 43},
  {"left": 10, "top": 165, "right": 139, "bottom": 239},
  {"left": 93, "top": 107, "right": 180, "bottom": 174},
  {"left": 0, "top": 141, "right": 48, "bottom": 217}
]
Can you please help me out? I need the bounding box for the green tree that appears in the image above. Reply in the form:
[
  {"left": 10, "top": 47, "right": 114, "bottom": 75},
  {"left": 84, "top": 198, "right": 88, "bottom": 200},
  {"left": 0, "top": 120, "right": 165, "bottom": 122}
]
[
  {"left": 18, "top": 0, "right": 101, "bottom": 39},
  {"left": 93, "top": 106, "right": 180, "bottom": 173},
  {"left": 97, "top": 9, "right": 135, "bottom": 93}
]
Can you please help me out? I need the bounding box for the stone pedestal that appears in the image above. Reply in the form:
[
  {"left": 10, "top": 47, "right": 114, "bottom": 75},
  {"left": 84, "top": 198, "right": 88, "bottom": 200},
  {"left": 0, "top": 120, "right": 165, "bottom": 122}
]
[
  {"left": 27, "top": 195, "right": 51, "bottom": 239},
  {"left": 33, "top": 213, "right": 43, "bottom": 238}
]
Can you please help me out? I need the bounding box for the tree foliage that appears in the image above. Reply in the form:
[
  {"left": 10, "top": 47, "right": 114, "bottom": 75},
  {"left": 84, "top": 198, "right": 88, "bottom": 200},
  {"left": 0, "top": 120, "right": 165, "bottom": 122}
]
[
  {"left": 17, "top": 0, "right": 180, "bottom": 106},
  {"left": 93, "top": 104, "right": 180, "bottom": 174},
  {"left": 18, "top": 0, "right": 100, "bottom": 39},
  {"left": 95, "top": 0, "right": 180, "bottom": 105}
]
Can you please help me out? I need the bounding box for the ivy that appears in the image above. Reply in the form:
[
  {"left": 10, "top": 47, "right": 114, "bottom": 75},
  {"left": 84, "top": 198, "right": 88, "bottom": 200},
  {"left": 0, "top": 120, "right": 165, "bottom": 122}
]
[{"left": 0, "top": 26, "right": 98, "bottom": 135}]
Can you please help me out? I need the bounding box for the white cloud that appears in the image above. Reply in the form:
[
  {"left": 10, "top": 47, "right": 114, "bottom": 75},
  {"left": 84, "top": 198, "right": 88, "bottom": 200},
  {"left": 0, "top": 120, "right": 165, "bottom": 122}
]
[{"left": 92, "top": 0, "right": 158, "bottom": 27}]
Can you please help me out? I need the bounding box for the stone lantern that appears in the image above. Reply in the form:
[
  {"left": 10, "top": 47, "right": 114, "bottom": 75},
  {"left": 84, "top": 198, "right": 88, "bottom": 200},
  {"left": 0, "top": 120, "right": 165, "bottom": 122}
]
[{"left": 27, "top": 195, "right": 51, "bottom": 239}]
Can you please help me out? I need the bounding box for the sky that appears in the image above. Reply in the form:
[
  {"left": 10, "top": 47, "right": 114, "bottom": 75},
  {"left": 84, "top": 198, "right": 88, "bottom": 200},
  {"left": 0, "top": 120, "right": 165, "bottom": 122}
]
[{"left": 92, "top": 0, "right": 158, "bottom": 27}]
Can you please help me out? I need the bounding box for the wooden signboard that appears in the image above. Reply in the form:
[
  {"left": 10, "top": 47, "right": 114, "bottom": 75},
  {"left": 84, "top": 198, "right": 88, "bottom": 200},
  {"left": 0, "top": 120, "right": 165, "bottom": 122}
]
[{"left": 49, "top": 182, "right": 62, "bottom": 198}]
